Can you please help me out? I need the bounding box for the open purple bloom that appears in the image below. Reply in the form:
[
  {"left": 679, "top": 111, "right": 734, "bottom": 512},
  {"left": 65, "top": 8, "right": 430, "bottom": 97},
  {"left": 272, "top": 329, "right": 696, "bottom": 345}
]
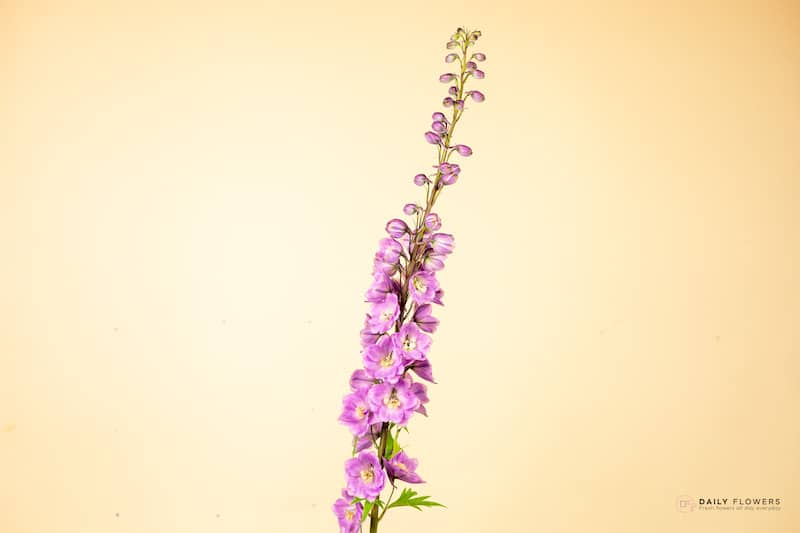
[
  {"left": 365, "top": 272, "right": 395, "bottom": 303},
  {"left": 350, "top": 368, "right": 375, "bottom": 391},
  {"left": 368, "top": 380, "right": 419, "bottom": 426},
  {"left": 413, "top": 304, "right": 439, "bottom": 333},
  {"left": 360, "top": 321, "right": 381, "bottom": 347},
  {"left": 411, "top": 383, "right": 429, "bottom": 415},
  {"left": 409, "top": 271, "right": 440, "bottom": 305},
  {"left": 408, "top": 357, "right": 436, "bottom": 383},
  {"left": 433, "top": 287, "right": 444, "bottom": 305},
  {"left": 375, "top": 238, "right": 403, "bottom": 264},
  {"left": 367, "top": 293, "right": 399, "bottom": 333},
  {"left": 345, "top": 451, "right": 386, "bottom": 500},
  {"left": 364, "top": 335, "right": 404, "bottom": 382},
  {"left": 393, "top": 322, "right": 432, "bottom": 362},
  {"left": 339, "top": 389, "right": 372, "bottom": 436},
  {"left": 333, "top": 490, "right": 363, "bottom": 533},
  {"left": 386, "top": 451, "right": 425, "bottom": 484}
]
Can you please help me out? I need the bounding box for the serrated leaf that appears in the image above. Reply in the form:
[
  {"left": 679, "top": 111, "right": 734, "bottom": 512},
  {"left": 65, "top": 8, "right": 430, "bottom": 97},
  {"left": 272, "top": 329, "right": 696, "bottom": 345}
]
[{"left": 385, "top": 488, "right": 446, "bottom": 512}]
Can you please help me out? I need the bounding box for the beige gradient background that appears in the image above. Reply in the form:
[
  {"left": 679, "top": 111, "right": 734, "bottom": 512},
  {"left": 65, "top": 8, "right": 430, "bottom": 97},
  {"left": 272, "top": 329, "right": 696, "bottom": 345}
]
[{"left": 2, "top": 1, "right": 799, "bottom": 532}]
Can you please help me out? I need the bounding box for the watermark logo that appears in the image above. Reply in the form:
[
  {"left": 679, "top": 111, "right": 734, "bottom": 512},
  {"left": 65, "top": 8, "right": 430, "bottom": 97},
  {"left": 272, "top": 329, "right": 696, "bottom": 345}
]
[
  {"left": 676, "top": 495, "right": 696, "bottom": 513},
  {"left": 675, "top": 495, "right": 782, "bottom": 512}
]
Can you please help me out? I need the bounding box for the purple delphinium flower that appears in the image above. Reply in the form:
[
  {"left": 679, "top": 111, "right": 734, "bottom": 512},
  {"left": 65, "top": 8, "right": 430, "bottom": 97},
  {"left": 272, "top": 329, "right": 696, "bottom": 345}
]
[
  {"left": 335, "top": 27, "right": 486, "bottom": 531},
  {"left": 333, "top": 490, "right": 363, "bottom": 533},
  {"left": 375, "top": 238, "right": 403, "bottom": 264},
  {"left": 364, "top": 335, "right": 405, "bottom": 382},
  {"left": 345, "top": 451, "right": 386, "bottom": 500},
  {"left": 409, "top": 271, "right": 440, "bottom": 305},
  {"left": 386, "top": 451, "right": 425, "bottom": 484},
  {"left": 367, "top": 293, "right": 399, "bottom": 333},
  {"left": 413, "top": 304, "right": 439, "bottom": 333},
  {"left": 360, "top": 321, "right": 381, "bottom": 347},
  {"left": 350, "top": 368, "right": 375, "bottom": 391},
  {"left": 408, "top": 357, "right": 436, "bottom": 383},
  {"left": 338, "top": 389, "right": 372, "bottom": 436},
  {"left": 365, "top": 272, "right": 396, "bottom": 303},
  {"left": 368, "top": 381, "right": 419, "bottom": 426},
  {"left": 393, "top": 322, "right": 432, "bottom": 362}
]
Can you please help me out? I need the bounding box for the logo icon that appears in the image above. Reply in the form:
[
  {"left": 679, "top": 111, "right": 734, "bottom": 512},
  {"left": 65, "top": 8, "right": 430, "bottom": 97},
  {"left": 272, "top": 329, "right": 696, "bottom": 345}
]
[{"left": 676, "top": 495, "right": 696, "bottom": 513}]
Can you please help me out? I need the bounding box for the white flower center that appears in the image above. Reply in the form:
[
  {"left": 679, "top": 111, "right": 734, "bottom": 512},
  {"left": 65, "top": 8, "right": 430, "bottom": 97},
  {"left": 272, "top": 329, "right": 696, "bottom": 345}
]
[
  {"left": 402, "top": 335, "right": 416, "bottom": 352},
  {"left": 384, "top": 390, "right": 401, "bottom": 409},
  {"left": 360, "top": 465, "right": 375, "bottom": 483},
  {"left": 380, "top": 351, "right": 395, "bottom": 368}
]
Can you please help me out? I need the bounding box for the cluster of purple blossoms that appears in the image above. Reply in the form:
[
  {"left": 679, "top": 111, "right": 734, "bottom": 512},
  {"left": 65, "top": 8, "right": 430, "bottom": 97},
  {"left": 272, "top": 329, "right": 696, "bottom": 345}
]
[{"left": 334, "top": 27, "right": 485, "bottom": 533}]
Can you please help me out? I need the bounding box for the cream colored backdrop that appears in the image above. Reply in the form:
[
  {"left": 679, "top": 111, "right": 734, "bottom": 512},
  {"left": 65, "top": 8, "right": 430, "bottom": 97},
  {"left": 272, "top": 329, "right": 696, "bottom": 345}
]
[{"left": 2, "top": 1, "right": 798, "bottom": 532}]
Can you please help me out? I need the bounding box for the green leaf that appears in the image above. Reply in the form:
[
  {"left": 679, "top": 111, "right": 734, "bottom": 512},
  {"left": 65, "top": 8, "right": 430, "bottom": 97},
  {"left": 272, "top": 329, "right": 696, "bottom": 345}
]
[
  {"left": 358, "top": 498, "right": 384, "bottom": 523},
  {"left": 385, "top": 488, "right": 446, "bottom": 512},
  {"left": 360, "top": 500, "right": 374, "bottom": 523}
]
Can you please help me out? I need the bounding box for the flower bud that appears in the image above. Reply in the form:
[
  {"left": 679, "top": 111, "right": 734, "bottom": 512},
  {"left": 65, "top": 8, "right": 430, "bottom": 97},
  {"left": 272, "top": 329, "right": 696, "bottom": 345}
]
[
  {"left": 385, "top": 218, "right": 409, "bottom": 238},
  {"left": 432, "top": 112, "right": 447, "bottom": 122},
  {"left": 429, "top": 233, "right": 455, "bottom": 255},
  {"left": 454, "top": 99, "right": 465, "bottom": 110},
  {"left": 444, "top": 53, "right": 458, "bottom": 63},
  {"left": 466, "top": 61, "right": 477, "bottom": 71},
  {"left": 442, "top": 97, "right": 454, "bottom": 107},
  {"left": 448, "top": 86, "right": 458, "bottom": 96},
  {"left": 440, "top": 172, "right": 459, "bottom": 186},
  {"left": 414, "top": 173, "right": 430, "bottom": 186},
  {"left": 446, "top": 40, "right": 458, "bottom": 49},
  {"left": 473, "top": 69, "right": 485, "bottom": 79},
  {"left": 423, "top": 254, "right": 445, "bottom": 271},
  {"left": 439, "top": 73, "right": 456, "bottom": 83},
  {"left": 424, "top": 131, "right": 441, "bottom": 145},
  {"left": 469, "top": 90, "right": 485, "bottom": 102},
  {"left": 424, "top": 213, "right": 442, "bottom": 231},
  {"left": 455, "top": 144, "right": 473, "bottom": 156},
  {"left": 472, "top": 52, "right": 486, "bottom": 61},
  {"left": 431, "top": 120, "right": 447, "bottom": 133},
  {"left": 403, "top": 203, "right": 419, "bottom": 215}
]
